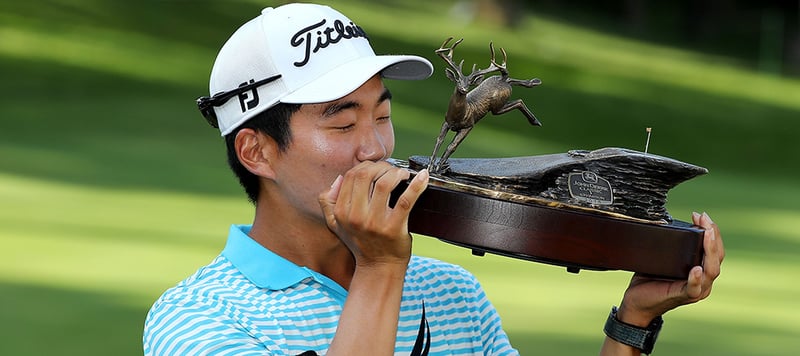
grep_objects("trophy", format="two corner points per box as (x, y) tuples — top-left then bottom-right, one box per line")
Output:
(391, 37), (707, 279)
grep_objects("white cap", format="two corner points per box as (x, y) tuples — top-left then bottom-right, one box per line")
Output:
(205, 3), (434, 135)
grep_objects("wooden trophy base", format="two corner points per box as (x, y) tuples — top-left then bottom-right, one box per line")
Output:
(396, 180), (704, 280)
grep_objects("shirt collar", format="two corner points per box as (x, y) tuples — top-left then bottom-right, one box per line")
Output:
(221, 224), (317, 291)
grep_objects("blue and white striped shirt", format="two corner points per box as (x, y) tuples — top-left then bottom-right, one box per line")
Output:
(143, 225), (518, 355)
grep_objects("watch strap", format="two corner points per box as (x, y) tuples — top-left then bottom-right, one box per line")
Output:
(603, 306), (663, 354)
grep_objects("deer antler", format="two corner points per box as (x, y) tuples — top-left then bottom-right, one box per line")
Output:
(488, 42), (508, 74)
(435, 37), (463, 59)
(462, 42), (508, 86)
(436, 37), (465, 79)
(438, 37), (508, 89)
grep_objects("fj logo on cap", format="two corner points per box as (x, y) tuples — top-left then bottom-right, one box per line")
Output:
(290, 18), (368, 67)
(237, 79), (260, 112)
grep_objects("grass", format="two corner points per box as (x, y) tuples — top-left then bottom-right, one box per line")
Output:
(1, 0), (799, 354)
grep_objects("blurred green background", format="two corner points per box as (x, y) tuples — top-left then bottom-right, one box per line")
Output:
(1, 0), (799, 355)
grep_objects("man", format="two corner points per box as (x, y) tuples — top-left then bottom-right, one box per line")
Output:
(144, 3), (724, 355)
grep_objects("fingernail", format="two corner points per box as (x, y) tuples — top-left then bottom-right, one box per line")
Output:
(692, 211), (701, 220)
(416, 169), (429, 182)
(330, 175), (343, 188)
(702, 212), (714, 224)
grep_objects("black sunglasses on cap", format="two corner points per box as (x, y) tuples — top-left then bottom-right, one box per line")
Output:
(196, 74), (282, 129)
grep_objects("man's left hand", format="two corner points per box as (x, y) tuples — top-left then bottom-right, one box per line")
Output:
(616, 212), (725, 326)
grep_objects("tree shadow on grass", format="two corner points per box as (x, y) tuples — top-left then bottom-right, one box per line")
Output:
(0, 55), (238, 197)
(0, 0), (263, 50)
(0, 281), (150, 356)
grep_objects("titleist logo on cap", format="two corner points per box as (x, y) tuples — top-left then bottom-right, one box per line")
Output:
(290, 18), (368, 67)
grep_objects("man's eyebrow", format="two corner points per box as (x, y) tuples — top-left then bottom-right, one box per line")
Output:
(379, 87), (392, 103)
(322, 100), (359, 118)
(321, 87), (392, 118)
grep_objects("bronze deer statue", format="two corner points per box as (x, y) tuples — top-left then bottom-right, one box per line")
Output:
(427, 37), (542, 173)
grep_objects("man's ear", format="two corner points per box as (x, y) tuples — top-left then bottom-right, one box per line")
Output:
(234, 128), (278, 180)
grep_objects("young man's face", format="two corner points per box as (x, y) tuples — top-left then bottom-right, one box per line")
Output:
(269, 75), (396, 222)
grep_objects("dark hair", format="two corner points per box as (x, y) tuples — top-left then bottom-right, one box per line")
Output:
(224, 103), (302, 203)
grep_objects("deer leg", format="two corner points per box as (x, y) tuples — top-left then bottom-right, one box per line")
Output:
(494, 99), (542, 126)
(428, 121), (451, 171)
(435, 126), (473, 172)
(507, 77), (542, 88)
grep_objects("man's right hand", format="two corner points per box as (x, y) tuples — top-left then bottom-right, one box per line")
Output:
(318, 161), (429, 268)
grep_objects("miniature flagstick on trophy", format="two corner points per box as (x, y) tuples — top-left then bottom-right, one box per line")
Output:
(392, 37), (709, 279)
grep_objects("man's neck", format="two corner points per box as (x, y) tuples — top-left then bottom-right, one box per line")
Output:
(248, 201), (356, 290)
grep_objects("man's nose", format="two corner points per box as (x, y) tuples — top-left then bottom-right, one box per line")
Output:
(357, 125), (388, 162)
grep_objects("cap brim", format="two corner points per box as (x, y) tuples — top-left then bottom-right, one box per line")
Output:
(281, 55), (433, 104)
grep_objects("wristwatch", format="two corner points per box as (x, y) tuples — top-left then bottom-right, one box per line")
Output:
(603, 306), (663, 354)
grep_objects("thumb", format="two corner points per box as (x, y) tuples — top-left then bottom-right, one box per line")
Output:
(318, 175), (343, 231)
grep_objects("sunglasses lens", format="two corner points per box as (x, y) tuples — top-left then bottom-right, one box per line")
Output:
(197, 98), (220, 128)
